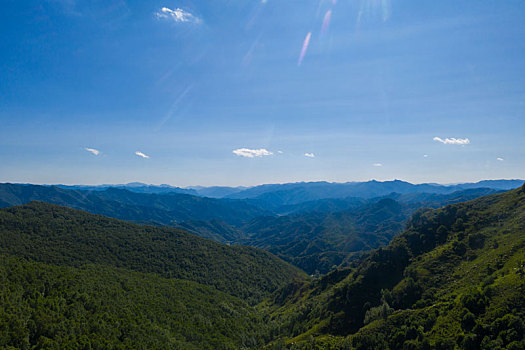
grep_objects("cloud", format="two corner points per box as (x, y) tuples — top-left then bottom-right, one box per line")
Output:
(277, 150), (284, 154)
(433, 137), (470, 145)
(84, 148), (100, 156)
(304, 153), (315, 158)
(373, 163), (383, 167)
(423, 154), (429, 158)
(497, 157), (504, 161)
(135, 151), (150, 159)
(155, 7), (201, 23)
(233, 148), (273, 158)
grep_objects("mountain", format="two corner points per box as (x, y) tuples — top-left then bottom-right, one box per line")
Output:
(0, 183), (507, 276)
(224, 179), (523, 207)
(190, 186), (248, 198)
(240, 198), (414, 275)
(237, 189), (502, 275)
(1, 184), (524, 348)
(173, 219), (246, 243)
(377, 187), (503, 206)
(265, 183), (525, 348)
(54, 182), (199, 195)
(0, 183), (270, 227)
(272, 188), (501, 215)
(454, 179), (525, 191)
(0, 202), (304, 304)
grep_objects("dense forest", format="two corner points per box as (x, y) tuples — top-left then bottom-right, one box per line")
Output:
(0, 202), (304, 304)
(0, 183), (524, 348)
(0, 256), (268, 349)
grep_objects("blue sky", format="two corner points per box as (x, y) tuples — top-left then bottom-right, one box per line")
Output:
(1, 0), (524, 186)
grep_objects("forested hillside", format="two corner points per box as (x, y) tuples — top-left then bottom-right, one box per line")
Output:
(265, 183), (525, 349)
(0, 202), (304, 304)
(241, 198), (412, 275)
(0, 255), (268, 349)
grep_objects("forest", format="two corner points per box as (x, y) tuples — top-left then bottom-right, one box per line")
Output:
(0, 183), (524, 348)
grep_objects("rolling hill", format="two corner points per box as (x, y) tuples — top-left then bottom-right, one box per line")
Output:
(0, 201), (304, 304)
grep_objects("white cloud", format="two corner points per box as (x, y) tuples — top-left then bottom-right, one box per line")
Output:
(85, 148), (100, 156)
(155, 7), (201, 23)
(277, 150), (283, 154)
(373, 163), (383, 167)
(423, 154), (429, 158)
(433, 137), (470, 145)
(304, 153), (315, 158)
(135, 151), (150, 159)
(233, 148), (273, 158)
(497, 157), (504, 161)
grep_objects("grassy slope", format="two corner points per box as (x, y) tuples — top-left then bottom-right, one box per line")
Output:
(265, 184), (525, 349)
(0, 202), (305, 304)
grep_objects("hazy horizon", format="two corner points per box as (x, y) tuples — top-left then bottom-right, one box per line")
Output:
(3, 177), (524, 189)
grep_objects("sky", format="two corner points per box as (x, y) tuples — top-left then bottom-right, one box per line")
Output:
(1, 0), (524, 186)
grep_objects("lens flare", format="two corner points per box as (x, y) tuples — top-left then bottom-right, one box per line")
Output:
(297, 32), (312, 66)
(321, 10), (332, 35)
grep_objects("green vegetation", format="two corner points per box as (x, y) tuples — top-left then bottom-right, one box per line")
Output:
(0, 202), (304, 304)
(241, 199), (413, 275)
(0, 255), (267, 349)
(1, 183), (524, 348)
(265, 183), (525, 349)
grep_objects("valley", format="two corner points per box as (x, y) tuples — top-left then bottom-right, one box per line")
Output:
(0, 180), (524, 348)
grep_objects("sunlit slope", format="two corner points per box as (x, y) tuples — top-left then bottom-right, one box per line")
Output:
(0, 202), (305, 304)
(267, 184), (525, 348)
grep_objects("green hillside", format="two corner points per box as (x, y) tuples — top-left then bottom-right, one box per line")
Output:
(0, 202), (304, 304)
(265, 183), (525, 349)
(0, 255), (266, 349)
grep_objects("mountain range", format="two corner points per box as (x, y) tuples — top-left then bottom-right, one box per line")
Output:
(0, 185), (525, 349)
(0, 182), (524, 348)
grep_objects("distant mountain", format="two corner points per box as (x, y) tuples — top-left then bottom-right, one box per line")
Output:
(239, 198), (414, 274)
(190, 186), (248, 198)
(233, 188), (504, 274)
(377, 187), (503, 205)
(0, 183), (270, 227)
(0, 201), (304, 304)
(224, 179), (523, 207)
(54, 182), (198, 195)
(454, 179), (525, 190)
(269, 188), (502, 215)
(266, 184), (525, 348)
